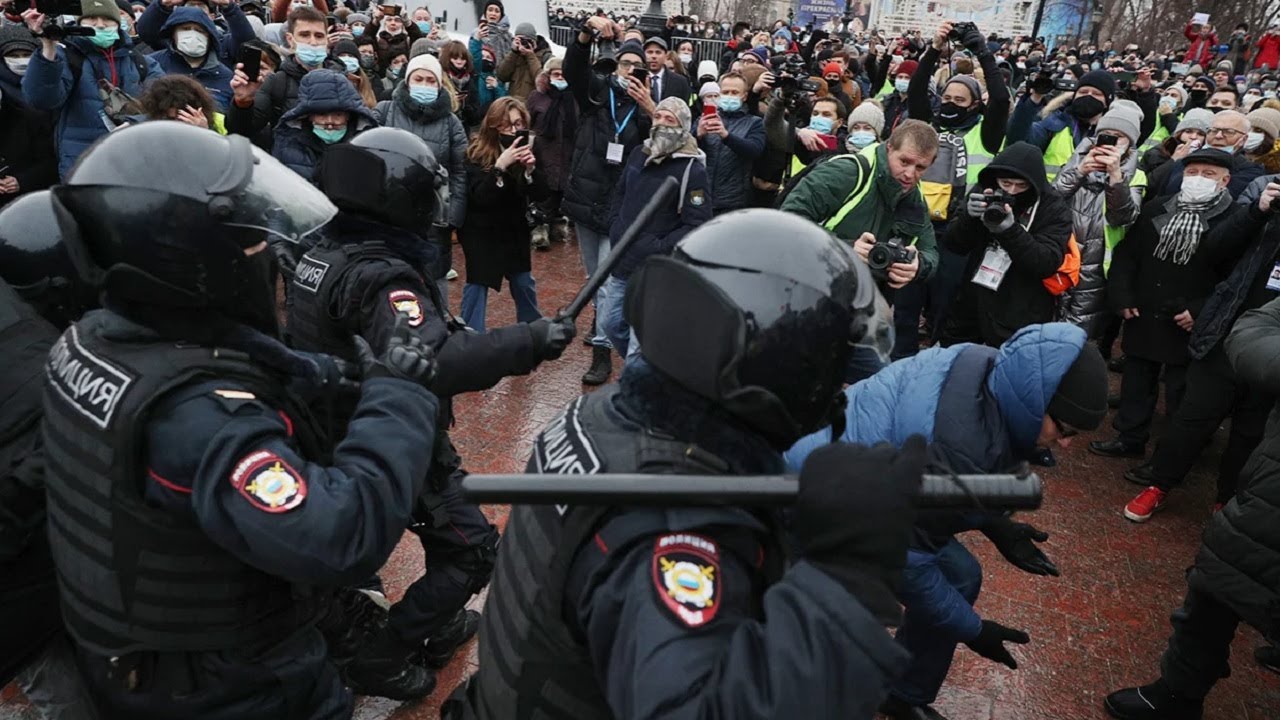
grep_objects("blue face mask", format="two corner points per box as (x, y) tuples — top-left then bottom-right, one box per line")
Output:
(716, 95), (742, 112)
(808, 115), (834, 134)
(295, 43), (328, 67)
(351, 24), (364, 36)
(120, 17), (130, 33)
(550, 78), (568, 90)
(312, 125), (346, 144)
(89, 26), (120, 48)
(416, 20), (431, 33)
(849, 129), (877, 149)
(389, 65), (403, 77)
(894, 77), (910, 93)
(340, 56), (359, 73)
(409, 85), (438, 104)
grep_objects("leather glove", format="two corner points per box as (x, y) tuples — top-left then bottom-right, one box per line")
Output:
(962, 29), (987, 55)
(793, 435), (927, 621)
(352, 314), (437, 387)
(529, 316), (577, 361)
(966, 192), (989, 218)
(964, 619), (1030, 669)
(981, 516), (1060, 576)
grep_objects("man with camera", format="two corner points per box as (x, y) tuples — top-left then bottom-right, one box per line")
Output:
(496, 22), (541, 100)
(937, 141), (1073, 349)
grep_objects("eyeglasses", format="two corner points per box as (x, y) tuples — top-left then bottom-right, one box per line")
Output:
(739, 56), (760, 64)
(1051, 417), (1079, 439)
(617, 59), (640, 69)
(1207, 127), (1246, 138)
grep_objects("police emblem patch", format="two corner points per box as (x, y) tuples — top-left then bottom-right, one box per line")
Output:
(688, 189), (705, 207)
(387, 289), (425, 327)
(230, 450), (307, 513)
(652, 533), (721, 628)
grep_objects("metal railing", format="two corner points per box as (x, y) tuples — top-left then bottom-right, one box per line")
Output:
(547, 24), (728, 70)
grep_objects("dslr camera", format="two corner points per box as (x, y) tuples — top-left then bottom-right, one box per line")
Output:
(947, 21), (979, 43)
(983, 189), (1015, 224)
(13, 0), (96, 37)
(867, 235), (915, 273)
(771, 54), (820, 94)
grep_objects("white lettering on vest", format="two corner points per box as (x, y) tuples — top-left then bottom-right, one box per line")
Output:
(46, 326), (136, 429)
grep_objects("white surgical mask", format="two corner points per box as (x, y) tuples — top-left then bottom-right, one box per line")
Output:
(678, 52), (692, 64)
(1244, 131), (1266, 152)
(4, 56), (31, 76)
(1180, 175), (1221, 203)
(174, 29), (209, 58)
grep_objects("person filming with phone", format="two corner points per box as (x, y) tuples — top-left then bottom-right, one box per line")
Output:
(695, 70), (763, 215)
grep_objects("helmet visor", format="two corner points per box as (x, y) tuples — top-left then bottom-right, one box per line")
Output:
(222, 147), (338, 243)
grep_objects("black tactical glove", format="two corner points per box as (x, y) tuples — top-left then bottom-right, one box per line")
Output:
(529, 316), (577, 361)
(962, 28), (988, 55)
(964, 619), (1030, 669)
(981, 516), (1060, 576)
(289, 351), (363, 404)
(352, 314), (437, 387)
(793, 435), (927, 622)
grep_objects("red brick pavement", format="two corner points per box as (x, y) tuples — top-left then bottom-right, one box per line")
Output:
(6, 238), (1280, 720)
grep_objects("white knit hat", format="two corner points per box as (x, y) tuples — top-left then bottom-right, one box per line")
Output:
(699, 81), (720, 98)
(406, 51), (442, 80)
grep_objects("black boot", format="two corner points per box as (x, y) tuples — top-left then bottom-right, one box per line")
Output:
(419, 609), (481, 669)
(344, 626), (437, 701)
(879, 695), (950, 720)
(1104, 679), (1203, 719)
(316, 587), (389, 668)
(582, 345), (612, 386)
(1257, 645), (1280, 674)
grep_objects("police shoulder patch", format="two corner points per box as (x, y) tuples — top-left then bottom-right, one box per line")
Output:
(230, 450), (307, 513)
(652, 533), (721, 629)
(387, 289), (425, 327)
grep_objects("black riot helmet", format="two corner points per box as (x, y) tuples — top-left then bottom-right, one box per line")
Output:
(51, 121), (337, 338)
(0, 190), (99, 328)
(317, 127), (447, 233)
(624, 210), (891, 449)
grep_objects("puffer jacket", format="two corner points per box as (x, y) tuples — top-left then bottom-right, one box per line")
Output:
(786, 322), (1091, 637)
(21, 36), (162, 178)
(374, 82), (468, 228)
(135, 0), (254, 68)
(1052, 137), (1143, 337)
(1196, 297), (1280, 638)
(272, 70), (377, 181)
(148, 7), (235, 110)
(694, 107), (764, 212)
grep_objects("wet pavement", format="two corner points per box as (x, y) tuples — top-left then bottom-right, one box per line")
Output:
(5, 237), (1280, 720)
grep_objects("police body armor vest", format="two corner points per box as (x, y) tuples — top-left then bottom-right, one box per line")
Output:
(469, 387), (785, 720)
(42, 311), (323, 656)
(0, 280), (59, 562)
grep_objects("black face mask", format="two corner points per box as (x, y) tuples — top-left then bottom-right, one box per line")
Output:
(481, 58), (495, 72)
(1188, 88), (1208, 105)
(935, 101), (977, 127)
(1068, 95), (1106, 120)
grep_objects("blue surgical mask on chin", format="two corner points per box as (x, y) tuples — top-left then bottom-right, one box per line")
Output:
(716, 95), (742, 112)
(550, 78), (568, 90)
(808, 115), (834, 134)
(1217, 143), (1237, 155)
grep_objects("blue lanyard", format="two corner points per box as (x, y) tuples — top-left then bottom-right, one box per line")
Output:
(609, 87), (637, 141)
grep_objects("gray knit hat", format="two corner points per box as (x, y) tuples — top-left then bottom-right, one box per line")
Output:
(847, 101), (885, 135)
(1095, 99), (1144, 144)
(656, 96), (691, 130)
(1175, 108), (1214, 136)
(514, 22), (537, 40)
(1247, 107), (1280, 140)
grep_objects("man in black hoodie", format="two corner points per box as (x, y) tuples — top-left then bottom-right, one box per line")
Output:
(939, 141), (1074, 348)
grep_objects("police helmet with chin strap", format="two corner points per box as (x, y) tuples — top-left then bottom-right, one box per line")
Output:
(0, 190), (99, 329)
(624, 209), (891, 449)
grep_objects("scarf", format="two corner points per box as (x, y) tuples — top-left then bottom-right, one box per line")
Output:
(643, 126), (697, 165)
(1153, 192), (1227, 265)
(393, 79), (452, 123)
(536, 89), (573, 141)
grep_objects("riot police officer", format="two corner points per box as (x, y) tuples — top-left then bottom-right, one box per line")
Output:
(452, 210), (927, 719)
(41, 122), (442, 720)
(289, 127), (576, 699)
(0, 191), (100, 719)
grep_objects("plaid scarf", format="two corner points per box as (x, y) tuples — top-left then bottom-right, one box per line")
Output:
(1153, 192), (1226, 265)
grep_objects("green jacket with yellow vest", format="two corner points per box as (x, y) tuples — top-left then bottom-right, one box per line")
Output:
(779, 142), (938, 281)
(1006, 89), (1158, 181)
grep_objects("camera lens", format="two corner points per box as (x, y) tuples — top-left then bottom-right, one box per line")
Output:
(866, 244), (891, 270)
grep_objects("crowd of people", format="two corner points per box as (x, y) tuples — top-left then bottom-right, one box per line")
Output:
(1, 0), (1280, 719)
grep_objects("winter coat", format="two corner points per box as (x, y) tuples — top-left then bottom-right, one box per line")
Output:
(1255, 33), (1280, 70)
(479, 17), (513, 67)
(527, 86), (577, 192)
(1108, 193), (1243, 365)
(271, 70), (378, 181)
(1149, 152), (1265, 201)
(1187, 202), (1280, 359)
(148, 8), (235, 110)
(694, 108), (764, 212)
(1007, 91), (1159, 154)
(560, 38), (652, 234)
(227, 56), (347, 147)
(786, 322), (1092, 639)
(609, 140), (712, 280)
(373, 83), (467, 228)
(0, 67), (57, 209)
(941, 143), (1074, 347)
(458, 160), (549, 289)
(1197, 295), (1280, 638)
(21, 36), (163, 178)
(1052, 138), (1144, 336)
(372, 27), (421, 70)
(495, 45), (541, 100)
(1238, 173), (1280, 209)
(467, 38), (508, 124)
(1183, 24), (1220, 67)
(136, 0), (254, 69)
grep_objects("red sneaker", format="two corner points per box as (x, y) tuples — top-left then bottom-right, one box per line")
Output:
(1124, 487), (1167, 523)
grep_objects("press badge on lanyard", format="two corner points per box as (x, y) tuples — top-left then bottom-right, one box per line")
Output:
(1266, 262), (1280, 293)
(972, 245), (1013, 291)
(608, 87), (636, 165)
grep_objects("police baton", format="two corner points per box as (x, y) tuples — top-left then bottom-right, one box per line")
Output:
(553, 177), (681, 324)
(461, 471), (1043, 511)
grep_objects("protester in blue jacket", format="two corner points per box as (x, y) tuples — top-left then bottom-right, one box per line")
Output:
(20, 0), (162, 177)
(695, 71), (764, 213)
(272, 69), (377, 180)
(147, 7), (234, 109)
(135, 0), (255, 69)
(786, 322), (1109, 720)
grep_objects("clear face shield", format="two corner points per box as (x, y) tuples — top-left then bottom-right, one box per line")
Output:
(216, 143), (338, 244)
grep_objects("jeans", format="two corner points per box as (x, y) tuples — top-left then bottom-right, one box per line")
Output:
(599, 275), (640, 361)
(891, 539), (983, 706)
(459, 273), (540, 332)
(575, 224), (612, 348)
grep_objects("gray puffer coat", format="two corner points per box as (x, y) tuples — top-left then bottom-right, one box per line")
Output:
(375, 83), (468, 228)
(1052, 137), (1144, 337)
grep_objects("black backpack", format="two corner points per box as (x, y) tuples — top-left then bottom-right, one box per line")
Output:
(773, 151), (870, 209)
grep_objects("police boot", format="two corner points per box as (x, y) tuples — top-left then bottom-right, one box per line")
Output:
(531, 225), (551, 251)
(419, 609), (482, 669)
(317, 588), (390, 668)
(1104, 680), (1204, 720)
(581, 345), (612, 386)
(344, 626), (437, 701)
